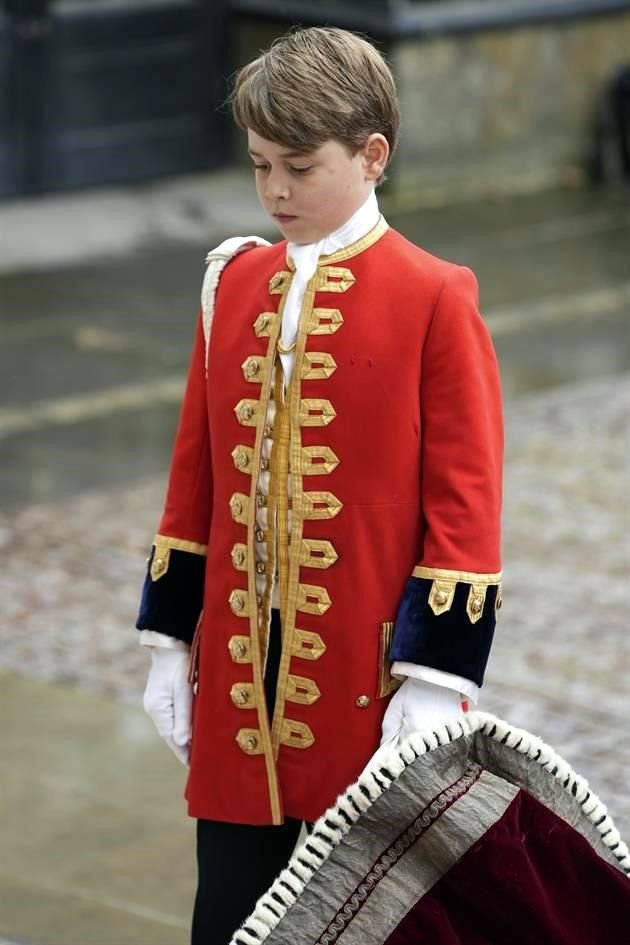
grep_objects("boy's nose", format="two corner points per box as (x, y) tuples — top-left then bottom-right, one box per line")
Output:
(265, 174), (290, 201)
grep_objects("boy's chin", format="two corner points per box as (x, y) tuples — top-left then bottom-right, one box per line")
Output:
(272, 218), (322, 244)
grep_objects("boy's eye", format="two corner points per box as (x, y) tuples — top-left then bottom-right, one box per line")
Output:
(289, 165), (313, 175)
(253, 164), (269, 172)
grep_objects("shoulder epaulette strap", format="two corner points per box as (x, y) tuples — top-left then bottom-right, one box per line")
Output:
(201, 235), (271, 373)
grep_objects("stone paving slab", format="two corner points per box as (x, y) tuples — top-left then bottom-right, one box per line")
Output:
(1, 671), (193, 945)
(1, 374), (629, 846)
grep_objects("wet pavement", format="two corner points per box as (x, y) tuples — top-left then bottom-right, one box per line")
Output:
(2, 185), (629, 509)
(1, 176), (629, 943)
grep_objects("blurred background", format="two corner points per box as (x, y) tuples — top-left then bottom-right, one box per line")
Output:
(1, 1), (629, 943)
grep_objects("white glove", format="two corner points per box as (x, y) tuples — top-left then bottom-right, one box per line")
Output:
(380, 677), (462, 750)
(143, 648), (193, 766)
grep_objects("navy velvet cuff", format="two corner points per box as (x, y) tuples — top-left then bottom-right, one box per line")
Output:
(389, 576), (497, 687)
(135, 546), (205, 645)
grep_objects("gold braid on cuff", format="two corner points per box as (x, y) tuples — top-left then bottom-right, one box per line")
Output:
(411, 566), (503, 623)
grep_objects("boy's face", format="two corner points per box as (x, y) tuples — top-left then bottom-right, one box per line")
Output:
(247, 130), (386, 244)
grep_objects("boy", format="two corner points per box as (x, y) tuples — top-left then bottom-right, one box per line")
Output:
(137, 26), (503, 945)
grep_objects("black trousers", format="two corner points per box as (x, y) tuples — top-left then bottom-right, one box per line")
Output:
(191, 609), (307, 945)
(191, 815), (303, 944)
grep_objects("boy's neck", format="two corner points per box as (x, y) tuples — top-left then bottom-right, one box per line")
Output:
(290, 189), (379, 252)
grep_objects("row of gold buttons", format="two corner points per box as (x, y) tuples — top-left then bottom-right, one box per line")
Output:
(228, 304), (283, 758)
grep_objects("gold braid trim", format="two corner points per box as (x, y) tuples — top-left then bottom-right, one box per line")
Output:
(270, 269), (319, 759)
(286, 215), (388, 269)
(412, 566), (502, 584)
(243, 275), (290, 826)
(150, 533), (208, 581)
(411, 566), (503, 623)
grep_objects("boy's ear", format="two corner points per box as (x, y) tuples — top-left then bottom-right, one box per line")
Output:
(361, 133), (390, 181)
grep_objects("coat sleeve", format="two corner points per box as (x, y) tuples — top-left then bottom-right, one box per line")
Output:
(135, 311), (211, 645)
(389, 266), (503, 687)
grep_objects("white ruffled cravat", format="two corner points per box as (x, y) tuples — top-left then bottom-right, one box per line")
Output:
(278, 190), (380, 385)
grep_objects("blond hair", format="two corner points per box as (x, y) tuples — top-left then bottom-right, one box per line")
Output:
(231, 27), (400, 182)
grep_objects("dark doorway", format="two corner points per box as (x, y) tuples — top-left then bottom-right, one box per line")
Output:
(0, 0), (228, 197)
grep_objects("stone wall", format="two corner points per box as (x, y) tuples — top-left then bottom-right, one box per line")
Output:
(391, 12), (630, 203)
(232, 11), (630, 205)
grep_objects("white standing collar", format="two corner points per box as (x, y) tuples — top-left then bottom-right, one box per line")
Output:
(287, 190), (380, 278)
(318, 189), (380, 256)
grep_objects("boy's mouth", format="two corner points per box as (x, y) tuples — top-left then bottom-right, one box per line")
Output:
(273, 213), (298, 224)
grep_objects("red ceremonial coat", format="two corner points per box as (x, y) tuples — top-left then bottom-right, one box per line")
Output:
(137, 218), (503, 825)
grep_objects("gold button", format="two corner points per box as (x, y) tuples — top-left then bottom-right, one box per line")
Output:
(231, 594), (244, 612)
(434, 591), (448, 606)
(235, 450), (249, 468)
(263, 424), (273, 438)
(237, 729), (260, 753)
(260, 457), (269, 471)
(258, 315), (268, 330)
(269, 274), (283, 290)
(471, 596), (483, 615)
(152, 557), (165, 575)
(232, 548), (245, 567)
(240, 403), (254, 421)
(229, 639), (247, 659)
(257, 493), (267, 508)
(356, 695), (370, 709)
(231, 686), (250, 706)
(231, 497), (242, 516)
(255, 528), (265, 543)
(256, 561), (266, 575)
(246, 359), (260, 378)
